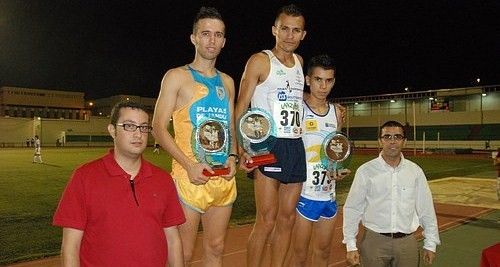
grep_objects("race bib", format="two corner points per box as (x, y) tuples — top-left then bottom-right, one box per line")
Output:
(273, 101), (302, 138)
(305, 164), (333, 193)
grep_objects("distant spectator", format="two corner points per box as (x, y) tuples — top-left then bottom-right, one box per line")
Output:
(153, 142), (160, 154)
(30, 137), (35, 147)
(32, 135), (43, 163)
(26, 138), (30, 147)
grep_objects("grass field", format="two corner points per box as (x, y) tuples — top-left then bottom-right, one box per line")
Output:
(0, 147), (494, 265)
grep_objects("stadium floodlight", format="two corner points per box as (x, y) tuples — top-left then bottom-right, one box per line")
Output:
(404, 87), (409, 92)
(390, 99), (396, 103)
(429, 97), (434, 100)
(482, 93), (486, 97)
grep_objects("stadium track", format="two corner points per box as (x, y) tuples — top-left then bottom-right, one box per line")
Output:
(8, 183), (497, 267)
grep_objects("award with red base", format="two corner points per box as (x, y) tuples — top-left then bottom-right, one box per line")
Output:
(202, 166), (230, 177)
(238, 108), (277, 168)
(245, 153), (277, 168)
(194, 119), (230, 177)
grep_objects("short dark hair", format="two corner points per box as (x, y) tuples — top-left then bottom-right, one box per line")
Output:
(275, 4), (304, 23)
(307, 54), (336, 76)
(305, 54), (336, 100)
(193, 6), (224, 34)
(110, 101), (149, 125)
(380, 120), (406, 138)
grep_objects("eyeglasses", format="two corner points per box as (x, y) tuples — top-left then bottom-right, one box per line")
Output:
(380, 134), (405, 141)
(116, 123), (152, 133)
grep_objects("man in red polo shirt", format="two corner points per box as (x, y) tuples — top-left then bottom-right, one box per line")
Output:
(53, 101), (185, 267)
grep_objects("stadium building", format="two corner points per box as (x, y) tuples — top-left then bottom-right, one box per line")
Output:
(338, 85), (499, 150)
(0, 85), (498, 150)
(0, 87), (156, 147)
(0, 86), (88, 119)
(88, 94), (156, 117)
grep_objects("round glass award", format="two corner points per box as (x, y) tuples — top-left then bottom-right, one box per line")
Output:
(238, 108), (277, 168)
(194, 118), (230, 176)
(320, 132), (352, 174)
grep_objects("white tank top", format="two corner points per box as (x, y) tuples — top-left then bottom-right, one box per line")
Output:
(301, 102), (339, 201)
(251, 50), (304, 139)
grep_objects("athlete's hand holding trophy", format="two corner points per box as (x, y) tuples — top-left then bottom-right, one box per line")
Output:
(320, 131), (352, 180)
(194, 118), (231, 177)
(238, 108), (278, 168)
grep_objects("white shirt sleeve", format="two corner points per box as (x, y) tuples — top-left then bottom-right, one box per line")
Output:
(342, 167), (368, 251)
(415, 168), (441, 252)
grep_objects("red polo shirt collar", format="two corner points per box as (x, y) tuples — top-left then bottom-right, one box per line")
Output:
(102, 149), (153, 180)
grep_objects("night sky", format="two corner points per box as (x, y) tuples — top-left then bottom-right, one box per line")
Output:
(0, 0), (498, 99)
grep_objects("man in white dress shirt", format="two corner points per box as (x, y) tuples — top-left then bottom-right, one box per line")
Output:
(343, 120), (440, 266)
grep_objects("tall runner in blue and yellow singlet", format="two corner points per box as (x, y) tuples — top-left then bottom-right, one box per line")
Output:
(288, 55), (351, 267)
(152, 7), (237, 267)
(235, 4), (307, 267)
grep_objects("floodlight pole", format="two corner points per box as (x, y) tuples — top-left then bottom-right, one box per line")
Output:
(480, 93), (484, 126)
(89, 118), (92, 146)
(377, 103), (381, 152)
(422, 131), (426, 153)
(412, 101), (416, 156)
(40, 118), (43, 145)
(404, 99), (408, 125)
(346, 105), (350, 137)
(437, 132), (440, 149)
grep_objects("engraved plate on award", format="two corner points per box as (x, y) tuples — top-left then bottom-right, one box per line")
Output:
(194, 119), (230, 177)
(238, 108), (277, 168)
(320, 132), (352, 176)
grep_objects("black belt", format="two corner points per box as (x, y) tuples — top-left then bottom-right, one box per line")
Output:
(379, 232), (412, 238)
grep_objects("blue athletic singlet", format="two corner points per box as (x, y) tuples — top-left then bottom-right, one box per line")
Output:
(171, 66), (236, 212)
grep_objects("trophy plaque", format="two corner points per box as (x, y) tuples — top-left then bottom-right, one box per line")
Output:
(194, 119), (230, 177)
(238, 108), (277, 168)
(320, 132), (352, 177)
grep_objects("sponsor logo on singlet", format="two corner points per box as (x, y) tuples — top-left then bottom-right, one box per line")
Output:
(277, 91), (287, 101)
(195, 106), (228, 121)
(216, 86), (225, 100)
